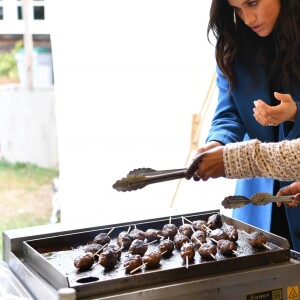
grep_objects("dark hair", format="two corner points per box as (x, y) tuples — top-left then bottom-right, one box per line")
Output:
(208, 0), (300, 92)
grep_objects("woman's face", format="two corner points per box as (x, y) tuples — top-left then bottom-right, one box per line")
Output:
(227, 0), (281, 37)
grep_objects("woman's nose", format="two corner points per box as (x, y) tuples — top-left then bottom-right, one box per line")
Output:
(243, 11), (256, 26)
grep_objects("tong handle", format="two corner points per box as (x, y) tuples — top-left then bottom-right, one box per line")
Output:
(263, 195), (294, 202)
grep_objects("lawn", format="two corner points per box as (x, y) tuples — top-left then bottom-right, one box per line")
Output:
(0, 160), (59, 258)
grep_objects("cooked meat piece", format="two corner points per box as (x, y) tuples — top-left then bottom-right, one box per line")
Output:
(84, 243), (103, 256)
(129, 228), (146, 241)
(191, 230), (207, 247)
(129, 239), (148, 256)
(198, 243), (217, 260)
(217, 239), (237, 256)
(93, 232), (111, 245)
(143, 250), (162, 268)
(248, 231), (267, 249)
(145, 229), (163, 242)
(178, 224), (193, 238)
(123, 254), (143, 273)
(192, 220), (208, 232)
(103, 244), (122, 259)
(162, 224), (178, 240)
(207, 214), (222, 229)
(209, 228), (228, 242)
(74, 252), (94, 271)
(98, 248), (118, 270)
(158, 239), (175, 257)
(174, 233), (190, 250)
(223, 224), (238, 242)
(117, 231), (132, 250)
(180, 242), (195, 262)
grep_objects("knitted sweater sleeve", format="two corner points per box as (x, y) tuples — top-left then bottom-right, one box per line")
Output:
(223, 139), (300, 181)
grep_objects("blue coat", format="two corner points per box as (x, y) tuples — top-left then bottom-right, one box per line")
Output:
(207, 64), (300, 250)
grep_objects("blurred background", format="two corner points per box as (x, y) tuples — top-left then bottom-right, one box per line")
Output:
(0, 0), (236, 256)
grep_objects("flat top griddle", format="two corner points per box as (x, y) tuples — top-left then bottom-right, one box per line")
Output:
(22, 211), (290, 299)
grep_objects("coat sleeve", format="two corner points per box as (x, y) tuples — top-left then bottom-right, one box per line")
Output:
(206, 66), (247, 145)
(282, 102), (300, 140)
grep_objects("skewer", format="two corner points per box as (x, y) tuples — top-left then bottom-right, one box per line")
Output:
(242, 230), (270, 250)
(107, 227), (115, 236)
(147, 239), (158, 245)
(186, 255), (189, 269)
(130, 262), (148, 274)
(190, 224), (195, 233)
(203, 225), (212, 232)
(262, 243), (272, 250)
(182, 216), (192, 224)
(93, 243), (109, 257)
(242, 230), (251, 237)
(223, 223), (237, 240)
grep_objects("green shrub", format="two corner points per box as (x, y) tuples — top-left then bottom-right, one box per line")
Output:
(0, 40), (23, 80)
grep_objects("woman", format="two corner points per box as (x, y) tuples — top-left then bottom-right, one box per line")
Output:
(189, 0), (300, 250)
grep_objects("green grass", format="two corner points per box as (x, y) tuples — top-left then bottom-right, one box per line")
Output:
(0, 160), (58, 190)
(0, 160), (59, 258)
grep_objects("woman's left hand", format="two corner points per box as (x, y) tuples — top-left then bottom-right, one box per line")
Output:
(253, 92), (297, 126)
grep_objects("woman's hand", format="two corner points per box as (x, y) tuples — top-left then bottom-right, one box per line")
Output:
(253, 92), (297, 126)
(194, 141), (222, 155)
(185, 145), (225, 181)
(276, 182), (300, 207)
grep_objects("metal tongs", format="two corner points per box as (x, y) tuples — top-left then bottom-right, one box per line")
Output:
(222, 192), (300, 209)
(112, 167), (187, 192)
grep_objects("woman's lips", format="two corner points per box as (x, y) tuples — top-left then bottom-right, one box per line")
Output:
(251, 24), (262, 33)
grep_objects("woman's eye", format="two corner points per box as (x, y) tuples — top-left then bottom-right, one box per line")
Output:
(248, 1), (257, 7)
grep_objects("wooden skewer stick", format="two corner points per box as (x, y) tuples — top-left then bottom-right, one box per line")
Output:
(147, 239), (158, 245)
(223, 223), (236, 240)
(210, 252), (216, 260)
(262, 243), (272, 250)
(182, 216), (192, 224)
(169, 216), (172, 224)
(107, 227), (115, 236)
(127, 226), (131, 233)
(203, 225), (212, 232)
(130, 262), (148, 274)
(93, 243), (108, 257)
(232, 250), (239, 256)
(190, 224), (195, 233)
(242, 230), (270, 249)
(186, 255), (189, 269)
(195, 236), (216, 260)
(242, 230), (251, 237)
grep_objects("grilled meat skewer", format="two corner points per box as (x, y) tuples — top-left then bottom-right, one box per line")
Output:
(162, 224), (178, 240)
(217, 239), (238, 256)
(159, 239), (175, 257)
(129, 239), (148, 256)
(123, 254), (143, 273)
(74, 252), (94, 271)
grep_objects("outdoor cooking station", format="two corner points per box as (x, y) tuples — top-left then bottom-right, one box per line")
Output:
(2, 209), (300, 300)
